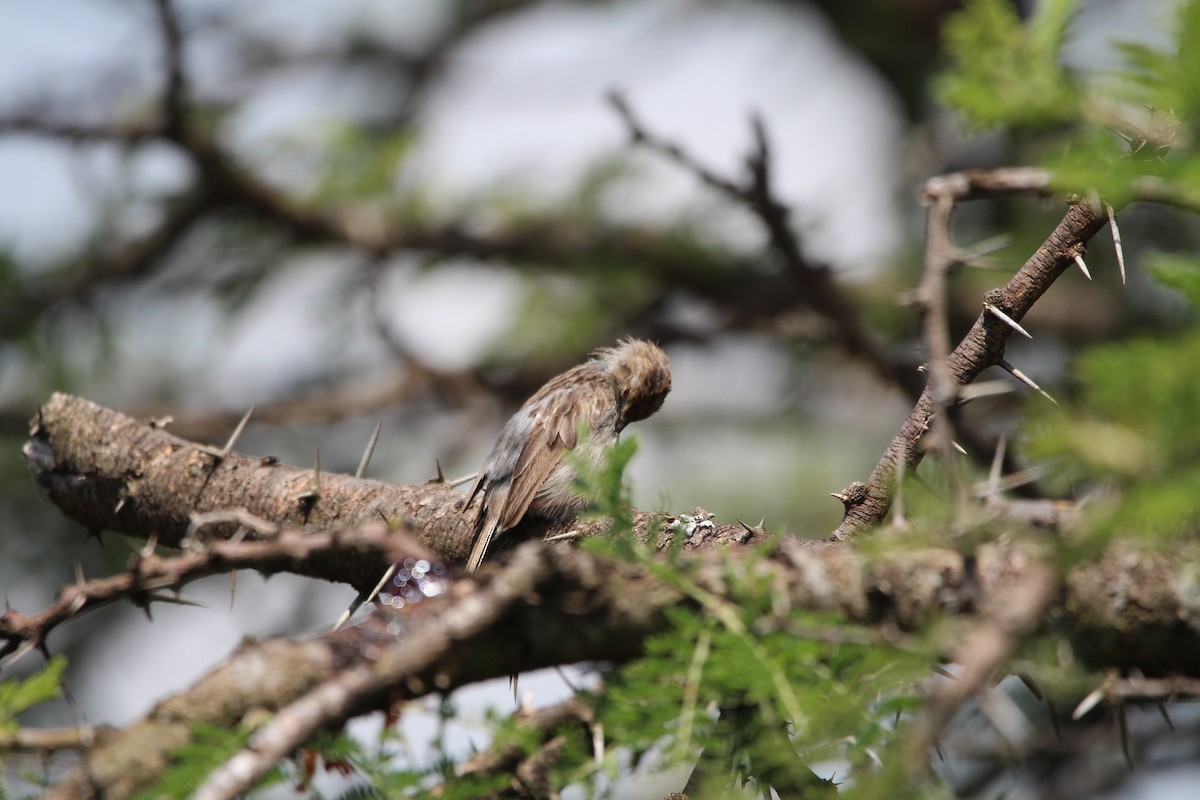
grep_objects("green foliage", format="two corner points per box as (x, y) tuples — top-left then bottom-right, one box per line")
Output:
(558, 430), (944, 797)
(298, 729), (427, 799)
(0, 656), (66, 734)
(1145, 251), (1200, 310)
(132, 723), (252, 800)
(306, 123), (417, 207)
(1023, 321), (1200, 547)
(595, 598), (929, 797)
(938, 0), (1200, 208)
(570, 434), (641, 542)
(936, 0), (1081, 130)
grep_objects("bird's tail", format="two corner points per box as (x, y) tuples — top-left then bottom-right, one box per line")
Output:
(466, 506), (500, 572)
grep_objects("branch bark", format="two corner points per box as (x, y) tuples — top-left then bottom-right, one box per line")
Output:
(21, 393), (767, 592)
(29, 533), (1200, 800)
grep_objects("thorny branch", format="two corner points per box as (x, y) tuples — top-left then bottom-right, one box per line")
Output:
(26, 533), (1200, 800)
(831, 173), (1109, 540)
(0, 522), (433, 665)
(3, 392), (764, 659)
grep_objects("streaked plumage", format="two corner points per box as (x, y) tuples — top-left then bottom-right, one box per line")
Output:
(465, 339), (671, 571)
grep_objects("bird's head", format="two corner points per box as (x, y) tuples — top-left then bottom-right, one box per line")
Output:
(593, 339), (671, 428)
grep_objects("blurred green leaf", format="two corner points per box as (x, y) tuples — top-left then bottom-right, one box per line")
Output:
(0, 656), (66, 734)
(1146, 252), (1200, 309)
(936, 0), (1081, 130)
(131, 723), (249, 800)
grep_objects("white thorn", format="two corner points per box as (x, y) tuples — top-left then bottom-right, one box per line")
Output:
(449, 471), (479, 488)
(1073, 252), (1092, 280)
(1107, 204), (1126, 285)
(988, 433), (1008, 495)
(999, 359), (1058, 405)
(333, 563), (398, 631)
(984, 303), (1033, 339)
(952, 440), (969, 456)
(1073, 687), (1106, 720)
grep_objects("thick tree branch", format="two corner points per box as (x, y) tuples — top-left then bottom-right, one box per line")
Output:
(21, 393), (766, 590)
(30, 535), (1200, 799)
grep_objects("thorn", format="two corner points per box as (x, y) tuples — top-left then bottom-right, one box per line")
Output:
(957, 380), (1017, 406)
(592, 720), (606, 767)
(988, 434), (1008, 496)
(140, 530), (159, 558)
(554, 665), (580, 693)
(143, 592), (205, 609)
(1072, 687), (1105, 720)
(907, 469), (942, 499)
(1016, 671), (1043, 700)
(958, 233), (1012, 264)
(448, 471), (479, 488)
(2, 639), (42, 669)
(229, 570), (237, 609)
(221, 405), (256, 458)
(951, 440), (968, 456)
(1107, 204), (1126, 284)
(430, 459), (446, 485)
(984, 303), (1033, 339)
(114, 495), (126, 514)
(999, 359), (1058, 405)
(334, 564), (398, 631)
(356, 422), (383, 479)
(1156, 700), (1174, 731)
(1116, 703), (1133, 769)
(1073, 252), (1092, 280)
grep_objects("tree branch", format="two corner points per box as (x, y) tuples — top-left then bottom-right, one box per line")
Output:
(0, 522), (434, 663)
(21, 393), (766, 590)
(607, 90), (919, 398)
(832, 189), (1108, 540)
(29, 534), (1200, 799)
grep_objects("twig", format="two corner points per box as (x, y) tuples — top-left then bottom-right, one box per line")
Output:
(151, 0), (187, 138)
(607, 90), (917, 398)
(0, 523), (430, 665)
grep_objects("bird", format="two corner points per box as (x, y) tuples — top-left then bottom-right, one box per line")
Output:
(464, 338), (671, 571)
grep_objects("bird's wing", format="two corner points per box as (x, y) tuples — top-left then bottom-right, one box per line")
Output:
(495, 368), (612, 532)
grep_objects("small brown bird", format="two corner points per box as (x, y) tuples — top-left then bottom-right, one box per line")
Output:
(465, 339), (671, 571)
